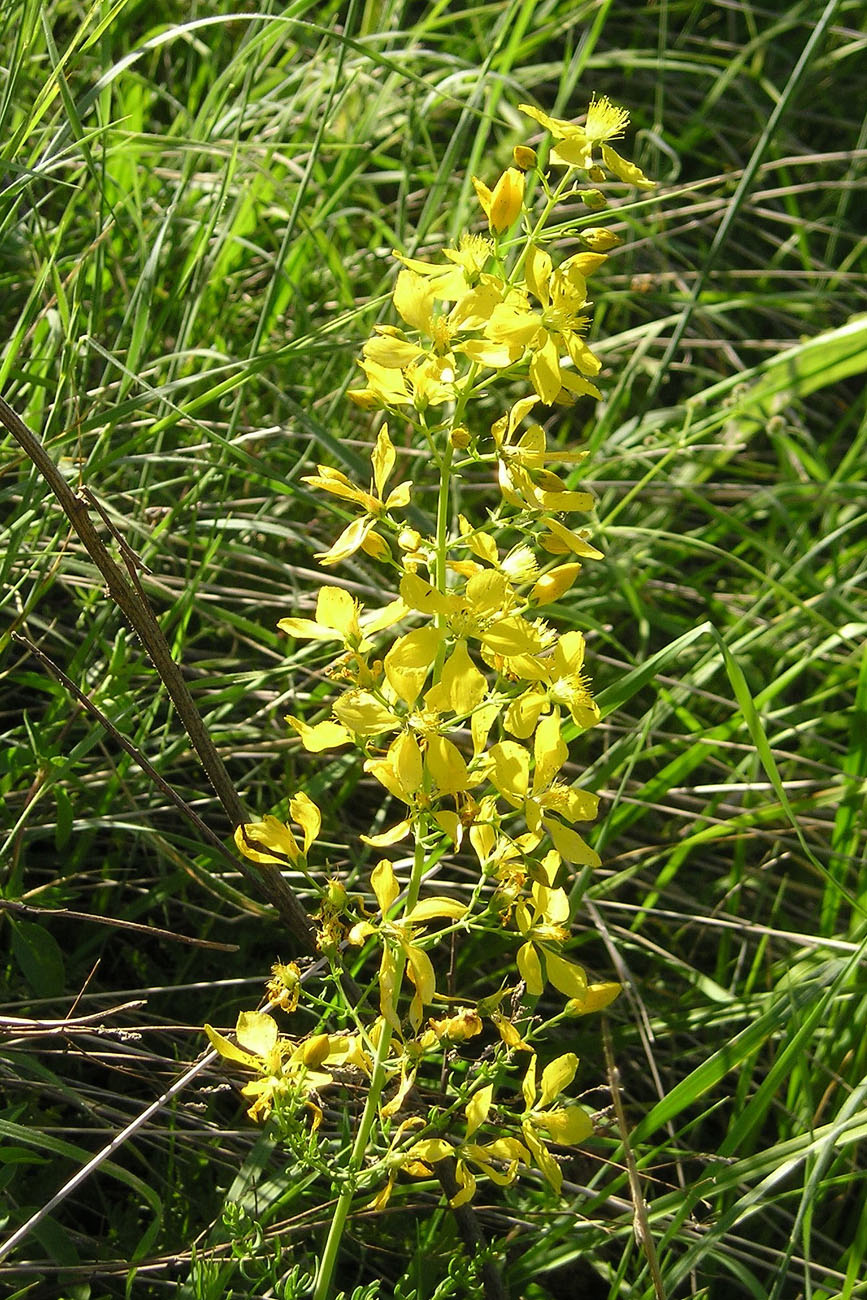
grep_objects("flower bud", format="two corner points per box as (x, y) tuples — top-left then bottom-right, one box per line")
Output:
(579, 226), (622, 251)
(300, 1034), (331, 1067)
(325, 878), (348, 910)
(449, 425), (471, 450)
(397, 526), (422, 551)
(361, 530), (391, 562)
(472, 167), (524, 233)
(578, 188), (607, 211)
(588, 164), (606, 183)
(512, 144), (537, 170)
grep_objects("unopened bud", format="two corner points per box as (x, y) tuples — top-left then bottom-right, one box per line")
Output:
(579, 226), (622, 252)
(449, 425), (471, 450)
(326, 878), (348, 910)
(361, 531), (391, 561)
(588, 165), (606, 183)
(512, 144), (537, 171)
(578, 188), (607, 211)
(396, 529), (421, 554)
(300, 1034), (330, 1067)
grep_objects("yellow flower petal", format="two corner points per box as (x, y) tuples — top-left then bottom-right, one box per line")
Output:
(489, 740), (530, 804)
(425, 733), (470, 794)
(333, 691), (400, 736)
(286, 717), (353, 752)
(601, 142), (654, 189)
(289, 791), (321, 855)
(316, 515), (374, 567)
(543, 817), (601, 867)
(566, 980), (621, 1016)
(405, 896), (466, 924)
(371, 858), (400, 913)
(236, 1010), (280, 1059)
(204, 1022), (260, 1070)
(531, 710), (565, 790)
(384, 626), (443, 705)
(465, 1083), (494, 1139)
(360, 818), (413, 847)
(517, 940), (544, 996)
(428, 639), (488, 715)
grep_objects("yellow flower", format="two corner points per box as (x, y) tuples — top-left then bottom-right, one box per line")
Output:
(204, 1011), (353, 1123)
(405, 1084), (531, 1206)
(348, 859), (466, 1029)
(302, 425), (411, 564)
(520, 1052), (593, 1193)
(266, 961), (302, 1013)
(485, 246), (602, 404)
(420, 1006), (484, 1047)
(486, 717), (600, 867)
(514, 872), (590, 1001)
(519, 94), (651, 186)
(490, 396), (597, 509)
(279, 585), (405, 651)
(504, 629), (601, 738)
(385, 570), (543, 717)
(234, 793), (321, 868)
(579, 227), (622, 252)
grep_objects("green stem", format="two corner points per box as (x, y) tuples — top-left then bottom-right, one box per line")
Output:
(314, 825), (428, 1300)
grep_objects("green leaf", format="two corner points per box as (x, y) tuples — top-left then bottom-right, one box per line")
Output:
(9, 918), (65, 998)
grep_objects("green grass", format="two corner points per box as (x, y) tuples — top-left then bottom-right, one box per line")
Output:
(2, 0), (866, 1297)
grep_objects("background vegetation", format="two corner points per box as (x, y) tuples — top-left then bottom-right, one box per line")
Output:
(1, 1), (865, 1296)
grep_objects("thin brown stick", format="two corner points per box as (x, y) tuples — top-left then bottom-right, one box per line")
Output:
(602, 1019), (666, 1300)
(1, 393), (315, 953)
(0, 897), (238, 953)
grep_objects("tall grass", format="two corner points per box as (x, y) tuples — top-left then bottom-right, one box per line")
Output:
(1, 1), (866, 1296)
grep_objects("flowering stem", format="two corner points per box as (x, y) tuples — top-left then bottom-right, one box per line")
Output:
(314, 824), (428, 1300)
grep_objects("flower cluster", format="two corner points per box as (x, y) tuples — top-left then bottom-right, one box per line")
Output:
(208, 95), (652, 1230)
